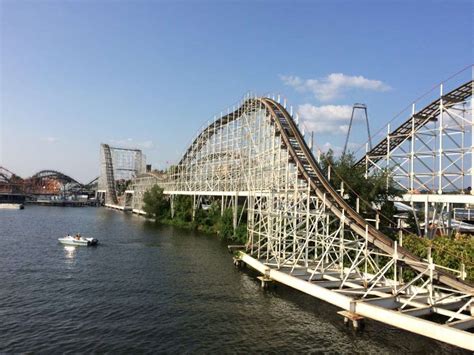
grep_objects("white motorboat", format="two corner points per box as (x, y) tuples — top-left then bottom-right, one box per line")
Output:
(0, 203), (24, 210)
(58, 235), (99, 246)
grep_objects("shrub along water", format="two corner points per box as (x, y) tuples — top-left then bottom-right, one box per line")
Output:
(143, 186), (247, 244)
(142, 185), (170, 221)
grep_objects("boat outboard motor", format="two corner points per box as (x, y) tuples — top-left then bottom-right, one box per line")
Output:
(90, 239), (99, 246)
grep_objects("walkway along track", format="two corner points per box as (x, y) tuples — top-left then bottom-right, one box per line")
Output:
(167, 96), (474, 349)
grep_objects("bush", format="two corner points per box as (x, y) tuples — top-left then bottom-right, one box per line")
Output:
(142, 185), (170, 222)
(217, 208), (235, 240)
(143, 189), (248, 243)
(174, 195), (193, 222)
(403, 233), (474, 281)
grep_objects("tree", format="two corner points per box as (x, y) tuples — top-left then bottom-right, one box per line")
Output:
(217, 208), (235, 240)
(143, 185), (170, 222)
(173, 195), (193, 222)
(319, 150), (401, 236)
(195, 202), (220, 229)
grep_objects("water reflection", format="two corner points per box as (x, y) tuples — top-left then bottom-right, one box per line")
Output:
(64, 245), (76, 261)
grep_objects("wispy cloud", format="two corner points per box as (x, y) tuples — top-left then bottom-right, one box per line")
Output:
(281, 73), (391, 101)
(109, 138), (154, 150)
(40, 137), (59, 144)
(297, 104), (353, 134)
(320, 141), (343, 155)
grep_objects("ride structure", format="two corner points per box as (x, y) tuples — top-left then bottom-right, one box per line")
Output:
(0, 166), (23, 194)
(355, 76), (473, 236)
(98, 144), (146, 206)
(156, 76), (473, 349)
(0, 167), (96, 199)
(25, 170), (84, 195)
(343, 103), (372, 156)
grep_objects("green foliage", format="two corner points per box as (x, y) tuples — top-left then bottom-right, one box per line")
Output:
(217, 208), (235, 240)
(143, 189), (248, 243)
(234, 223), (248, 244)
(403, 233), (474, 281)
(215, 207), (248, 243)
(195, 202), (220, 229)
(142, 185), (170, 221)
(174, 195), (193, 222)
(319, 150), (401, 236)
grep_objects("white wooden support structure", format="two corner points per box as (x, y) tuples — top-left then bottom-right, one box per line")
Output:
(128, 87), (474, 350)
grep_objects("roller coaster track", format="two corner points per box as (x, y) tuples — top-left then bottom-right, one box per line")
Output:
(1, 167), (97, 195)
(176, 97), (472, 294)
(162, 94), (474, 349)
(0, 166), (22, 183)
(264, 98), (472, 292)
(354, 80), (473, 170)
(31, 170), (81, 185)
(101, 144), (118, 205)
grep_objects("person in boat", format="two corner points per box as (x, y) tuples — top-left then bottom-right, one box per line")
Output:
(75, 233), (81, 240)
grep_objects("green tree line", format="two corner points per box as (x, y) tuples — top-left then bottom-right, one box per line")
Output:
(142, 185), (247, 243)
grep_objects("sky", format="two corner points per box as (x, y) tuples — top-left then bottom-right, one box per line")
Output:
(1, 0), (472, 183)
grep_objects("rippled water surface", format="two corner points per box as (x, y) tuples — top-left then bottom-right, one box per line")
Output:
(0, 206), (464, 353)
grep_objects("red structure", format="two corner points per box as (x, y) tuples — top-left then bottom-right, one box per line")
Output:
(0, 167), (96, 197)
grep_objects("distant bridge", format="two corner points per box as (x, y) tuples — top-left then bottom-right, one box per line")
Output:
(103, 72), (473, 349)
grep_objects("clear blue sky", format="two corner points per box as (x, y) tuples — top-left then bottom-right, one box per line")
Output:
(1, 0), (472, 182)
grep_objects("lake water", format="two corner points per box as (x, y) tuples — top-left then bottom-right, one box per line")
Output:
(0, 206), (464, 353)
